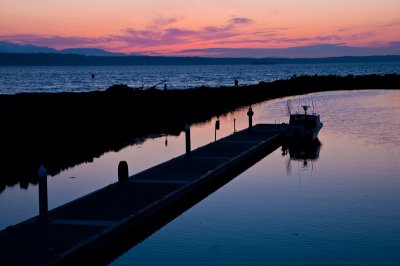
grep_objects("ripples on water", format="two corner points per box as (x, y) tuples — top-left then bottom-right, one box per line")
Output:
(1, 63), (400, 93)
(109, 90), (400, 266)
(0, 86), (399, 264)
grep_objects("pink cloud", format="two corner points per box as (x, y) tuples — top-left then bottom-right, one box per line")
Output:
(0, 15), (398, 57)
(228, 17), (253, 25)
(0, 16), (257, 50)
(113, 16), (255, 48)
(382, 19), (400, 28)
(151, 16), (182, 27)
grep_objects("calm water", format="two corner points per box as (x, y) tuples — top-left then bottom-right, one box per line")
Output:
(109, 90), (400, 266)
(0, 90), (399, 265)
(1, 63), (400, 93)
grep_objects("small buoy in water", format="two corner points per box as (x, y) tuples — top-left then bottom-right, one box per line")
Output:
(91, 73), (96, 90)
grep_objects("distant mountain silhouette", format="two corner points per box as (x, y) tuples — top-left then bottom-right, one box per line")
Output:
(0, 41), (57, 53)
(59, 48), (127, 57)
(182, 44), (400, 58)
(0, 53), (399, 66)
(2, 41), (400, 65)
(0, 53), (254, 66)
(254, 55), (400, 64)
(0, 41), (126, 56)
(2, 41), (400, 61)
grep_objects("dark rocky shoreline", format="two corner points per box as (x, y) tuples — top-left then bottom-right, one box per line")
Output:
(1, 74), (399, 191)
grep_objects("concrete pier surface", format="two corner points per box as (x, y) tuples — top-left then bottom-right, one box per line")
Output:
(0, 124), (285, 266)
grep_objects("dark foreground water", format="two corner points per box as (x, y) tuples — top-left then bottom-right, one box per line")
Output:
(109, 90), (400, 265)
(1, 90), (399, 265)
(1, 62), (400, 93)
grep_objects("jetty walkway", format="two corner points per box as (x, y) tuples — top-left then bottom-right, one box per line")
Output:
(0, 124), (285, 265)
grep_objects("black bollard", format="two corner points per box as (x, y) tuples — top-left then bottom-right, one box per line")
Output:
(215, 118), (220, 141)
(247, 106), (254, 131)
(185, 123), (191, 158)
(118, 161), (129, 182)
(38, 165), (48, 222)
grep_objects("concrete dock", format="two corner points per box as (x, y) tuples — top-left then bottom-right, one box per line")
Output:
(0, 124), (285, 265)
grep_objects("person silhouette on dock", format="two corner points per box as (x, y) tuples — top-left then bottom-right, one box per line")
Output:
(234, 79), (239, 87)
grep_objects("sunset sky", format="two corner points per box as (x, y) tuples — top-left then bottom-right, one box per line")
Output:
(1, 0), (400, 57)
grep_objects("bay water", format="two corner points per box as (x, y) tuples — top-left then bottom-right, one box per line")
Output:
(0, 63), (399, 264)
(1, 62), (400, 94)
(108, 89), (400, 265)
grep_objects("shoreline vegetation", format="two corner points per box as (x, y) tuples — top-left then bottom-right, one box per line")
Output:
(1, 74), (399, 192)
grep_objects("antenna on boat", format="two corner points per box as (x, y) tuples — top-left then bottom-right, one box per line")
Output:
(297, 98), (301, 114)
(312, 101), (315, 114)
(286, 100), (292, 115)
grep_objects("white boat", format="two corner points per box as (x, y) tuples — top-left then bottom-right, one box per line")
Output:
(286, 104), (323, 140)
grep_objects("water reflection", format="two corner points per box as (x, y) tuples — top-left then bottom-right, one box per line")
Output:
(2, 89), (400, 258)
(282, 138), (321, 176)
(0, 105), (253, 230)
(0, 135), (150, 193)
(110, 90), (400, 266)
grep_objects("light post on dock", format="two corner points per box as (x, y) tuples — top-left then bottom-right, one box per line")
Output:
(185, 123), (191, 158)
(247, 106), (254, 131)
(38, 165), (48, 222)
(215, 117), (220, 141)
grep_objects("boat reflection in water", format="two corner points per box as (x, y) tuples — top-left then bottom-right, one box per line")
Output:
(282, 138), (321, 176)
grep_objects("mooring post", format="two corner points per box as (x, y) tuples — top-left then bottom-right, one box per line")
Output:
(38, 165), (48, 222)
(247, 106), (254, 131)
(91, 73), (95, 90)
(185, 123), (191, 158)
(215, 117), (220, 141)
(118, 161), (129, 182)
